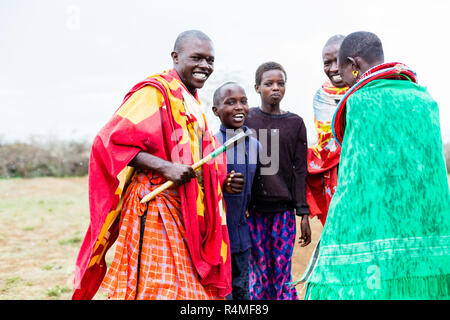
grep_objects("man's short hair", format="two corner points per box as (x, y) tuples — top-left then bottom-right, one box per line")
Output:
(255, 61), (287, 85)
(338, 31), (384, 65)
(173, 30), (212, 52)
(213, 81), (240, 106)
(323, 34), (345, 49)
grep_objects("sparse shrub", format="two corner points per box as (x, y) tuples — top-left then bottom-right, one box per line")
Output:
(46, 285), (71, 298)
(0, 137), (90, 178)
(58, 237), (82, 245)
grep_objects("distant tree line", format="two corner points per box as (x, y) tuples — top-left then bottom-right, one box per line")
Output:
(0, 138), (449, 178)
(0, 137), (90, 178)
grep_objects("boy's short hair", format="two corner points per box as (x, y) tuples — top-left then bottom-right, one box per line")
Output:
(255, 61), (287, 85)
(213, 81), (240, 106)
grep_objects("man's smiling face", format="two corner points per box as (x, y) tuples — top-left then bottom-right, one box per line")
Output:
(323, 43), (347, 88)
(172, 38), (214, 94)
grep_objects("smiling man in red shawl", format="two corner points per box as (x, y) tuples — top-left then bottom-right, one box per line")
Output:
(72, 30), (232, 300)
(306, 35), (349, 226)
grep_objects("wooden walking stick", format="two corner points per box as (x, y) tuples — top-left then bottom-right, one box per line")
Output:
(140, 130), (250, 204)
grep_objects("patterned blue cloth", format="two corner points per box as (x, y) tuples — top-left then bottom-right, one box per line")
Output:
(248, 210), (298, 300)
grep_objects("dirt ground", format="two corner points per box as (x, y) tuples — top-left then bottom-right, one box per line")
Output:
(0, 176), (322, 300)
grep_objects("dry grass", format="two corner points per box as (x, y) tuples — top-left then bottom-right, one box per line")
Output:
(0, 177), (109, 299)
(3, 175), (447, 300)
(292, 217), (323, 299)
(0, 176), (322, 300)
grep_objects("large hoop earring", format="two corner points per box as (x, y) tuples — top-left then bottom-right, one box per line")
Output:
(352, 70), (359, 78)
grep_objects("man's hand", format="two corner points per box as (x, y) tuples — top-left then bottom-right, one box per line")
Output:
(224, 170), (245, 194)
(298, 215), (311, 247)
(161, 162), (197, 186)
(129, 152), (197, 186)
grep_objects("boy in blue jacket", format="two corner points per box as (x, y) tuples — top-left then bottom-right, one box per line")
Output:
(213, 82), (260, 300)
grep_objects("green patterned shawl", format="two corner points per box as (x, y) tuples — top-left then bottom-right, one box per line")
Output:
(305, 79), (450, 300)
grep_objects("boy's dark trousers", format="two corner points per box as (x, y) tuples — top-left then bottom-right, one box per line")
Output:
(226, 249), (250, 300)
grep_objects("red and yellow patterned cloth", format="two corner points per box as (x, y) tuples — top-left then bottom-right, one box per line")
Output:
(72, 69), (231, 299)
(306, 80), (349, 225)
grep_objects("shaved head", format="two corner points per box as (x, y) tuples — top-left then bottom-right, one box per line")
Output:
(337, 31), (385, 87)
(212, 82), (249, 129)
(213, 81), (240, 105)
(173, 30), (212, 53)
(338, 31), (384, 65)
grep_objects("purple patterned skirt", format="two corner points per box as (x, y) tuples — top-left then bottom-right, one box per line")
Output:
(248, 209), (298, 300)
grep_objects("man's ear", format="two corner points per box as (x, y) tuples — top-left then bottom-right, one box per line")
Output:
(254, 84), (260, 94)
(171, 51), (178, 64)
(347, 56), (359, 72)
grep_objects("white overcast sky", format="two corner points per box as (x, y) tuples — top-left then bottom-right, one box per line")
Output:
(1, 0), (449, 144)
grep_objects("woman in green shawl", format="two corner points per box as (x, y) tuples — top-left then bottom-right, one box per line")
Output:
(304, 31), (450, 300)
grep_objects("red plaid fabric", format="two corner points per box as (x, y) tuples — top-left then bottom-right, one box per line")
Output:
(101, 172), (222, 299)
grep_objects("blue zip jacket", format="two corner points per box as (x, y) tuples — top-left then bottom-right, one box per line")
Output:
(214, 125), (260, 254)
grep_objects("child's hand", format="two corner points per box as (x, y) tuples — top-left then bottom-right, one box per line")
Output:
(298, 215), (311, 247)
(224, 170), (245, 194)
